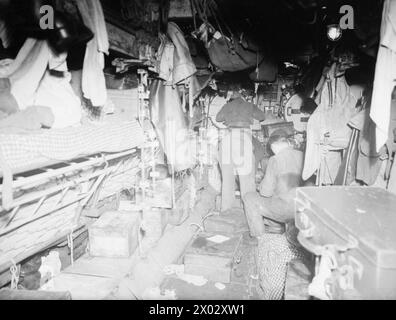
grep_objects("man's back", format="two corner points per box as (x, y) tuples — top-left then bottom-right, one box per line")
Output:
(259, 148), (304, 198)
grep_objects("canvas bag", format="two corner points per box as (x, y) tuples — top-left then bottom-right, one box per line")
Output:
(207, 35), (263, 72)
(249, 56), (278, 83)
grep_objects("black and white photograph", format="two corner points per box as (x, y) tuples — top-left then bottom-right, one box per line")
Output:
(0, 0), (395, 307)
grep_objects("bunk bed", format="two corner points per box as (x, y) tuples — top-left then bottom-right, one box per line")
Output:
(0, 118), (149, 287)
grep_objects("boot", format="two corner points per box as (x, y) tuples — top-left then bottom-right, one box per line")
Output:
(48, 11), (93, 54)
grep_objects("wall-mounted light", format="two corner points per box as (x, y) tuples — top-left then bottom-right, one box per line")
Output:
(327, 24), (342, 41)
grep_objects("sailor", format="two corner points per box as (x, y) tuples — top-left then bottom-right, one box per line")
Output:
(242, 130), (304, 236)
(215, 90), (266, 212)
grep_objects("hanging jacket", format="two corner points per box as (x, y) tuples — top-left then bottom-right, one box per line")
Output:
(149, 80), (196, 172)
(370, 0), (396, 152)
(303, 65), (363, 183)
(166, 22), (197, 85)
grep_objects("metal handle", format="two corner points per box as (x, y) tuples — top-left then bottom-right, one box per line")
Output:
(295, 201), (315, 238)
(297, 232), (324, 256)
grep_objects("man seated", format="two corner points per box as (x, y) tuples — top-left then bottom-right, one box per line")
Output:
(242, 130), (304, 237)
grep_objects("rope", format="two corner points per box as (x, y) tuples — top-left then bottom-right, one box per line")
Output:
(10, 259), (20, 290)
(205, 0), (231, 37)
(189, 211), (216, 234)
(190, 0), (197, 30)
(67, 230), (74, 266)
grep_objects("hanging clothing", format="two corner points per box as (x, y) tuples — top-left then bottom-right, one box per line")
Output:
(347, 109), (383, 185)
(154, 23), (197, 86)
(149, 80), (195, 172)
(76, 0), (109, 107)
(153, 22), (200, 118)
(370, 0), (396, 152)
(167, 22), (197, 85)
(156, 36), (175, 83)
(302, 66), (363, 184)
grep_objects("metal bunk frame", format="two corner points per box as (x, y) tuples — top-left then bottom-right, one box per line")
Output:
(0, 148), (142, 287)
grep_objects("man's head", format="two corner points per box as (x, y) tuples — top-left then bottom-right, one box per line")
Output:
(268, 129), (290, 155)
(230, 91), (242, 100)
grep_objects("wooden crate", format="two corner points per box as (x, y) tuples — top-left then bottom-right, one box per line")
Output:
(203, 210), (248, 235)
(88, 211), (140, 258)
(183, 234), (243, 283)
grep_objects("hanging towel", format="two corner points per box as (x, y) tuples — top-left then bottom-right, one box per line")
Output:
(370, 0), (396, 152)
(156, 36), (175, 82)
(76, 0), (109, 107)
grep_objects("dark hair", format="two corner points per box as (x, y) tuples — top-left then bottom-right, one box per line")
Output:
(267, 129), (289, 154)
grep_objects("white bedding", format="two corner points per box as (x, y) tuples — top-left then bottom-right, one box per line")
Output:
(0, 120), (145, 174)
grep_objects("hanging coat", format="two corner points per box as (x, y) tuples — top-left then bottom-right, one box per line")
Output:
(370, 0), (396, 152)
(149, 80), (196, 172)
(303, 65), (363, 184)
(166, 22), (197, 85)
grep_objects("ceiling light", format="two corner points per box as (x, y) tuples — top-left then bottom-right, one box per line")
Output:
(327, 24), (343, 41)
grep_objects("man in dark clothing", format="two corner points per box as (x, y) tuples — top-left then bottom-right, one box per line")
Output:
(216, 92), (266, 212)
(242, 131), (304, 236)
(216, 96), (266, 128)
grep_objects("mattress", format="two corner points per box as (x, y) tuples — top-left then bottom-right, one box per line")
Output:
(0, 120), (145, 175)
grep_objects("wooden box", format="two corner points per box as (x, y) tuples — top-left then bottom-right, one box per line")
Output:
(203, 210), (248, 235)
(88, 211), (140, 258)
(183, 234), (243, 283)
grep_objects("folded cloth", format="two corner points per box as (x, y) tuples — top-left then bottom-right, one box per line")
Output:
(0, 77), (19, 115)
